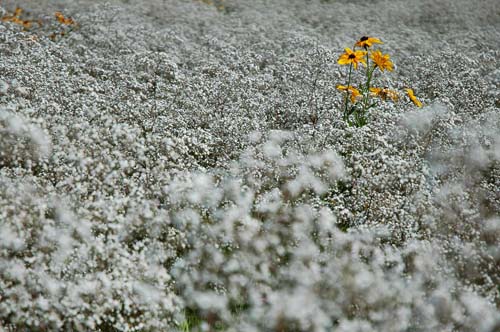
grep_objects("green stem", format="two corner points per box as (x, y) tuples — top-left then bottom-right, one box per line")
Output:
(343, 64), (353, 121)
(363, 51), (372, 113)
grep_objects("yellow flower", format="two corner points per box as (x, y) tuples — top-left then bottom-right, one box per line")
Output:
(355, 36), (383, 48)
(370, 50), (393, 72)
(370, 87), (399, 101)
(405, 88), (422, 107)
(22, 20), (32, 29)
(55, 12), (76, 25)
(337, 48), (367, 70)
(337, 85), (362, 103)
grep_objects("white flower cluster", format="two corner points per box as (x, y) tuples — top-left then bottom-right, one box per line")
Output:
(0, 0), (498, 331)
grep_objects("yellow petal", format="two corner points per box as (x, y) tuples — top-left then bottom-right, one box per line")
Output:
(368, 37), (383, 45)
(337, 58), (350, 65)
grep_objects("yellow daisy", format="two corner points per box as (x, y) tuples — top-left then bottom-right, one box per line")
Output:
(55, 12), (76, 25)
(337, 48), (367, 70)
(405, 88), (422, 107)
(355, 36), (383, 48)
(370, 50), (393, 72)
(370, 87), (399, 102)
(337, 85), (362, 103)
(22, 20), (32, 29)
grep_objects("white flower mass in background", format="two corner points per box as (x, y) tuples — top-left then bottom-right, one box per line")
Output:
(0, 0), (499, 331)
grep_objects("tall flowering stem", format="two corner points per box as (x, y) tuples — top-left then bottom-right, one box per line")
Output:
(337, 47), (366, 123)
(343, 64), (353, 121)
(362, 50), (372, 117)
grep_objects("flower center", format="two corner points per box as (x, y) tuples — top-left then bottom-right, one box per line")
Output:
(360, 36), (368, 42)
(348, 54), (356, 59)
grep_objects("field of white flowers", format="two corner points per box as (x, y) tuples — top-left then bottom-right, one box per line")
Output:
(0, 0), (499, 331)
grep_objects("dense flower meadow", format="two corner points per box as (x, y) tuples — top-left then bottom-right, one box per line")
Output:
(0, 0), (499, 331)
